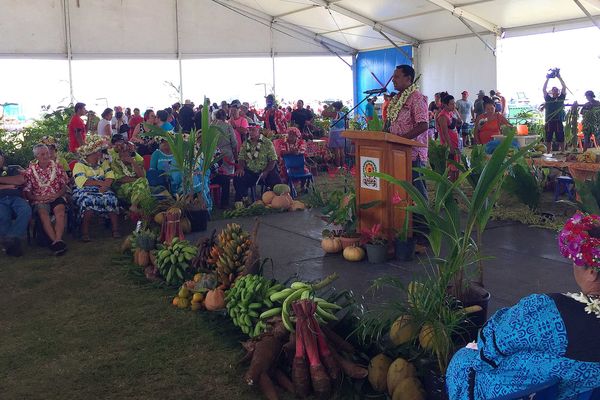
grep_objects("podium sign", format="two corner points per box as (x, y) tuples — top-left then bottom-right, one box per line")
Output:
(342, 130), (425, 242)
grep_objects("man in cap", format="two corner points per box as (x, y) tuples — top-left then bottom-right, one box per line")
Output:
(456, 91), (474, 146)
(179, 99), (195, 134)
(473, 90), (486, 119)
(0, 149), (31, 256)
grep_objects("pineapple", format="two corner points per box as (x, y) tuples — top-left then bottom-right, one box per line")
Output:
(135, 230), (157, 267)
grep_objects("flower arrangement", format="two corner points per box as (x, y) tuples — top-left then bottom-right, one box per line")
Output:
(360, 223), (387, 246)
(558, 211), (600, 269)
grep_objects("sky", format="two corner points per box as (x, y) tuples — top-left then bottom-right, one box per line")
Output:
(1, 26), (600, 120)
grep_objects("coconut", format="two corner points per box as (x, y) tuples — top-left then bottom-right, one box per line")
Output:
(391, 377), (425, 400)
(389, 315), (418, 346)
(368, 354), (392, 393)
(387, 358), (416, 396)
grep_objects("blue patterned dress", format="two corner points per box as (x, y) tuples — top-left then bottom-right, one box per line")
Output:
(72, 160), (119, 218)
(446, 294), (600, 399)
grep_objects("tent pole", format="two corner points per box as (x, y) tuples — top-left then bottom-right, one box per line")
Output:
(572, 0), (600, 31)
(175, 0), (183, 103)
(270, 23), (276, 96)
(458, 16), (496, 55)
(63, 0), (74, 104)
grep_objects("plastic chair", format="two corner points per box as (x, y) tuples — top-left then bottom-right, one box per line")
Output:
(490, 378), (559, 400)
(282, 154), (313, 198)
(555, 175), (575, 201)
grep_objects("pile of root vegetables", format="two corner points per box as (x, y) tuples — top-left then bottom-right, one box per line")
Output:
(242, 302), (368, 400)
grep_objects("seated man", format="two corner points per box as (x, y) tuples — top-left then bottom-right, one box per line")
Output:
(446, 212), (600, 399)
(39, 136), (70, 172)
(234, 124), (281, 201)
(0, 149), (32, 256)
(108, 134), (152, 212)
(23, 144), (69, 255)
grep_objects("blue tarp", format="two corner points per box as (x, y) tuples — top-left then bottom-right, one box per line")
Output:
(354, 47), (412, 117)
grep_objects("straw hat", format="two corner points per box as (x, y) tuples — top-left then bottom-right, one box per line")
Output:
(77, 134), (108, 157)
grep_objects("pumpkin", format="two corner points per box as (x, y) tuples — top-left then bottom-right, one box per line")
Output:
(271, 194), (292, 210)
(290, 200), (305, 211)
(321, 237), (343, 253)
(273, 183), (291, 195)
(181, 217), (192, 234)
(343, 245), (365, 261)
(262, 191), (276, 205)
(205, 288), (226, 311)
(154, 211), (165, 225)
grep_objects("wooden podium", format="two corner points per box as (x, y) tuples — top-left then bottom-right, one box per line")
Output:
(342, 130), (426, 242)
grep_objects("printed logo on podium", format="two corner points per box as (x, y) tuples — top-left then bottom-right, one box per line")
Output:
(360, 156), (380, 191)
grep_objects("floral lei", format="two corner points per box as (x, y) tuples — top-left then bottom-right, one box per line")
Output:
(386, 83), (419, 123)
(31, 160), (57, 188)
(114, 154), (137, 177)
(564, 292), (600, 318)
(558, 211), (600, 269)
(245, 135), (264, 160)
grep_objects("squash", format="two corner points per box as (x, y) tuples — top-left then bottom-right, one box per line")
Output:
(271, 194), (292, 210)
(387, 358), (416, 395)
(368, 354), (392, 393)
(321, 237), (342, 254)
(205, 288), (226, 311)
(262, 191), (276, 205)
(273, 183), (291, 195)
(290, 200), (305, 211)
(343, 245), (365, 261)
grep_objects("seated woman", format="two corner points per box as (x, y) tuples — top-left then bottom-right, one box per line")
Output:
(148, 139), (182, 194)
(72, 135), (120, 241)
(108, 134), (152, 212)
(446, 211), (600, 399)
(277, 127), (309, 191)
(474, 96), (510, 145)
(23, 144), (69, 255)
(234, 124), (281, 201)
(132, 109), (159, 156)
(39, 136), (70, 172)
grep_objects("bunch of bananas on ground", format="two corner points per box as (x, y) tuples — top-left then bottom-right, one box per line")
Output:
(206, 223), (251, 288)
(225, 274), (284, 337)
(577, 151), (597, 163)
(156, 237), (197, 285)
(191, 230), (217, 271)
(262, 275), (342, 332)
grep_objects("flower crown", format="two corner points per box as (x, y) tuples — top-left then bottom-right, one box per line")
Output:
(558, 212), (600, 269)
(78, 134), (108, 157)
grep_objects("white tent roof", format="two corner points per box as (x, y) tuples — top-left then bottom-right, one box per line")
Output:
(1, 0), (599, 59)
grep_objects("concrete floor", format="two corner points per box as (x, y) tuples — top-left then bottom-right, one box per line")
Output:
(190, 210), (574, 314)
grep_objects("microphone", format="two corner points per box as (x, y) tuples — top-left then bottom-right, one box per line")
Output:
(363, 88), (387, 95)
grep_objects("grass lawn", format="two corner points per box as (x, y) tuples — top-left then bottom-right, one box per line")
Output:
(0, 224), (273, 400)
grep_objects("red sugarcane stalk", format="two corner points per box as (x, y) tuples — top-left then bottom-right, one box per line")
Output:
(313, 316), (341, 386)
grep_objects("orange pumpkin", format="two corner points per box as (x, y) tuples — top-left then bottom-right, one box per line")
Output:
(343, 245), (365, 261)
(204, 288), (226, 311)
(271, 194), (292, 210)
(321, 237), (343, 253)
(262, 191), (276, 205)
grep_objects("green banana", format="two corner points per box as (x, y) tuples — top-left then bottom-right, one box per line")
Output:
(259, 307), (282, 319)
(270, 288), (295, 302)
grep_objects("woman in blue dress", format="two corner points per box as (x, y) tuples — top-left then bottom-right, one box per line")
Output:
(447, 211), (600, 399)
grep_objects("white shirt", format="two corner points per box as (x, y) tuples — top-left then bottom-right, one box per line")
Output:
(97, 119), (112, 137)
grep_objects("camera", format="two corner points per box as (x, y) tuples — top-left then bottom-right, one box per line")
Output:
(546, 67), (560, 79)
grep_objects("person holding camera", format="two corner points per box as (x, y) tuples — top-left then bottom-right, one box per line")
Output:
(542, 69), (567, 153)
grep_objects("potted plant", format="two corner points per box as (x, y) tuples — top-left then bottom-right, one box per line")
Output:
(360, 223), (388, 263)
(146, 98), (221, 232)
(373, 131), (530, 324)
(394, 212), (415, 261)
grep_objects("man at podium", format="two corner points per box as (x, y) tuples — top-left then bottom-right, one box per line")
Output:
(385, 65), (429, 200)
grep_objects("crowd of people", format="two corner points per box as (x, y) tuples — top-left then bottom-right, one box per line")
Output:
(0, 95), (338, 258)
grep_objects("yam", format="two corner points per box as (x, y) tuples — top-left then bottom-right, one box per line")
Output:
(368, 353), (392, 393)
(386, 358), (416, 396)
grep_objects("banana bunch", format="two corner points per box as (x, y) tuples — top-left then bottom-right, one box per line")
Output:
(225, 274), (284, 337)
(191, 230), (217, 271)
(156, 237), (198, 285)
(577, 152), (597, 163)
(206, 223), (252, 288)
(263, 280), (342, 332)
